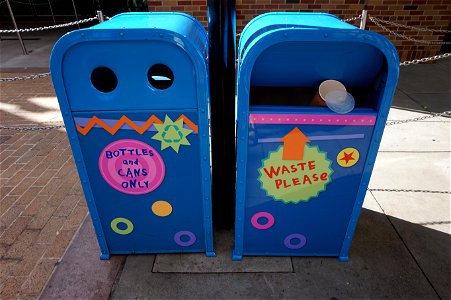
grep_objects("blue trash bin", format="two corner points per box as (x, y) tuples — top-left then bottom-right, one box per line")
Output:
(51, 12), (214, 259)
(233, 13), (399, 261)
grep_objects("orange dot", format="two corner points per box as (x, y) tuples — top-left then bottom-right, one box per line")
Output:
(151, 201), (172, 217)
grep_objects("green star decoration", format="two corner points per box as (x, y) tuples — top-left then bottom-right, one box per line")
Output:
(152, 115), (192, 153)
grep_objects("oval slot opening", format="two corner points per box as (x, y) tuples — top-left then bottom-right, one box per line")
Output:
(91, 66), (118, 93)
(148, 64), (174, 90)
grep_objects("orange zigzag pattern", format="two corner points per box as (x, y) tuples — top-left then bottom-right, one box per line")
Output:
(76, 114), (198, 136)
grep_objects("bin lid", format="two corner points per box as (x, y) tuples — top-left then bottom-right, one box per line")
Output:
(92, 12), (207, 56)
(237, 12), (399, 89)
(239, 13), (356, 59)
(50, 12), (209, 112)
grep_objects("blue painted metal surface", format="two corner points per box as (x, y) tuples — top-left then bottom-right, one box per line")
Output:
(51, 12), (214, 259)
(233, 13), (399, 261)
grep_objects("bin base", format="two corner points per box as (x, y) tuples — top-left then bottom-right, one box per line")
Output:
(206, 251), (216, 257)
(99, 253), (111, 260)
(338, 256), (349, 262)
(231, 251), (243, 261)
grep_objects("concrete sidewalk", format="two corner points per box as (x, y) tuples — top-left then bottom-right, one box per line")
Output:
(1, 29), (450, 299)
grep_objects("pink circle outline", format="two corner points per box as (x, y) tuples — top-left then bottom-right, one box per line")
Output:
(251, 212), (275, 230)
(98, 139), (165, 195)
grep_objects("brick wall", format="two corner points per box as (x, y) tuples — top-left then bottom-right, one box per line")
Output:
(148, 0), (451, 61)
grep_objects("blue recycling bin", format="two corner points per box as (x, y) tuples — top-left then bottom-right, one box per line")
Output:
(233, 13), (399, 261)
(51, 12), (214, 259)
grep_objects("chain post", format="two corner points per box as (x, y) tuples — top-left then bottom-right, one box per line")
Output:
(97, 10), (104, 23)
(5, 0), (28, 55)
(360, 10), (368, 30)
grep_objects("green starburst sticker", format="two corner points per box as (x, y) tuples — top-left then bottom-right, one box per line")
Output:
(152, 115), (192, 153)
(258, 145), (333, 203)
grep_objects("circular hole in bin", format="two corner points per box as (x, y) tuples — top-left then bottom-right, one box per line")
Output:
(147, 64), (174, 90)
(91, 66), (118, 93)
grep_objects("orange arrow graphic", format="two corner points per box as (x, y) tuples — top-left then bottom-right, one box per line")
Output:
(280, 127), (310, 160)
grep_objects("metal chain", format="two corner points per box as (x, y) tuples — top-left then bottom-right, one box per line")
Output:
(385, 111), (451, 126)
(0, 72), (51, 82)
(369, 15), (451, 33)
(401, 53), (451, 66)
(0, 16), (98, 33)
(344, 15), (361, 22)
(0, 111), (448, 131)
(369, 16), (451, 45)
(368, 188), (450, 194)
(0, 124), (65, 131)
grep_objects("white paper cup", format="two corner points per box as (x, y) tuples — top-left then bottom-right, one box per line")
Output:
(324, 90), (355, 114)
(310, 80), (347, 107)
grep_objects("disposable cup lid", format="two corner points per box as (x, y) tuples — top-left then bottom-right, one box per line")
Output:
(324, 90), (355, 114)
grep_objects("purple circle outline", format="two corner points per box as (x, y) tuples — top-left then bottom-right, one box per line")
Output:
(251, 212), (275, 230)
(284, 233), (307, 249)
(174, 231), (196, 247)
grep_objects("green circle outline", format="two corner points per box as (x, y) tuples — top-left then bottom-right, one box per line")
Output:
(111, 217), (134, 235)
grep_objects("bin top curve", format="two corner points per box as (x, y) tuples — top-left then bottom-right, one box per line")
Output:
(238, 12), (399, 70)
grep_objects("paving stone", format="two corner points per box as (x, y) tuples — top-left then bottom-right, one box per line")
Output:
(0, 150), (14, 163)
(22, 195), (48, 217)
(19, 258), (59, 296)
(54, 159), (75, 179)
(10, 243), (48, 277)
(61, 205), (87, 231)
(16, 150), (40, 164)
(11, 144), (32, 158)
(53, 195), (79, 217)
(15, 186), (44, 207)
(0, 186), (13, 198)
(47, 154), (71, 170)
(20, 155), (44, 172)
(0, 195), (18, 216)
(36, 216), (66, 245)
(43, 229), (76, 259)
(8, 177), (37, 196)
(1, 204), (25, 229)
(38, 178), (63, 196)
(4, 169), (32, 187)
(0, 242), (10, 257)
(28, 162), (49, 178)
(27, 205), (57, 230)
(0, 276), (27, 299)
(33, 169), (58, 187)
(0, 258), (19, 277)
(3, 229), (40, 259)
(0, 163), (25, 180)
(1, 134), (24, 147)
(0, 215), (31, 245)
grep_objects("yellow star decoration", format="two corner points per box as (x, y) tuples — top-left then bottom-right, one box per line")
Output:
(152, 116), (192, 153)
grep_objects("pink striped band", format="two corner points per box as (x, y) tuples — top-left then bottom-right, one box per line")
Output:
(249, 114), (376, 126)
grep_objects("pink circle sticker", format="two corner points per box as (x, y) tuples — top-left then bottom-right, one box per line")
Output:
(99, 139), (165, 195)
(251, 212), (275, 230)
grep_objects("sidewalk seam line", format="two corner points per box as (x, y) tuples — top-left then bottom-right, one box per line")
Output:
(369, 191), (442, 300)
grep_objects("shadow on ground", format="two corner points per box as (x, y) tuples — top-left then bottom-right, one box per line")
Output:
(40, 208), (450, 299)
